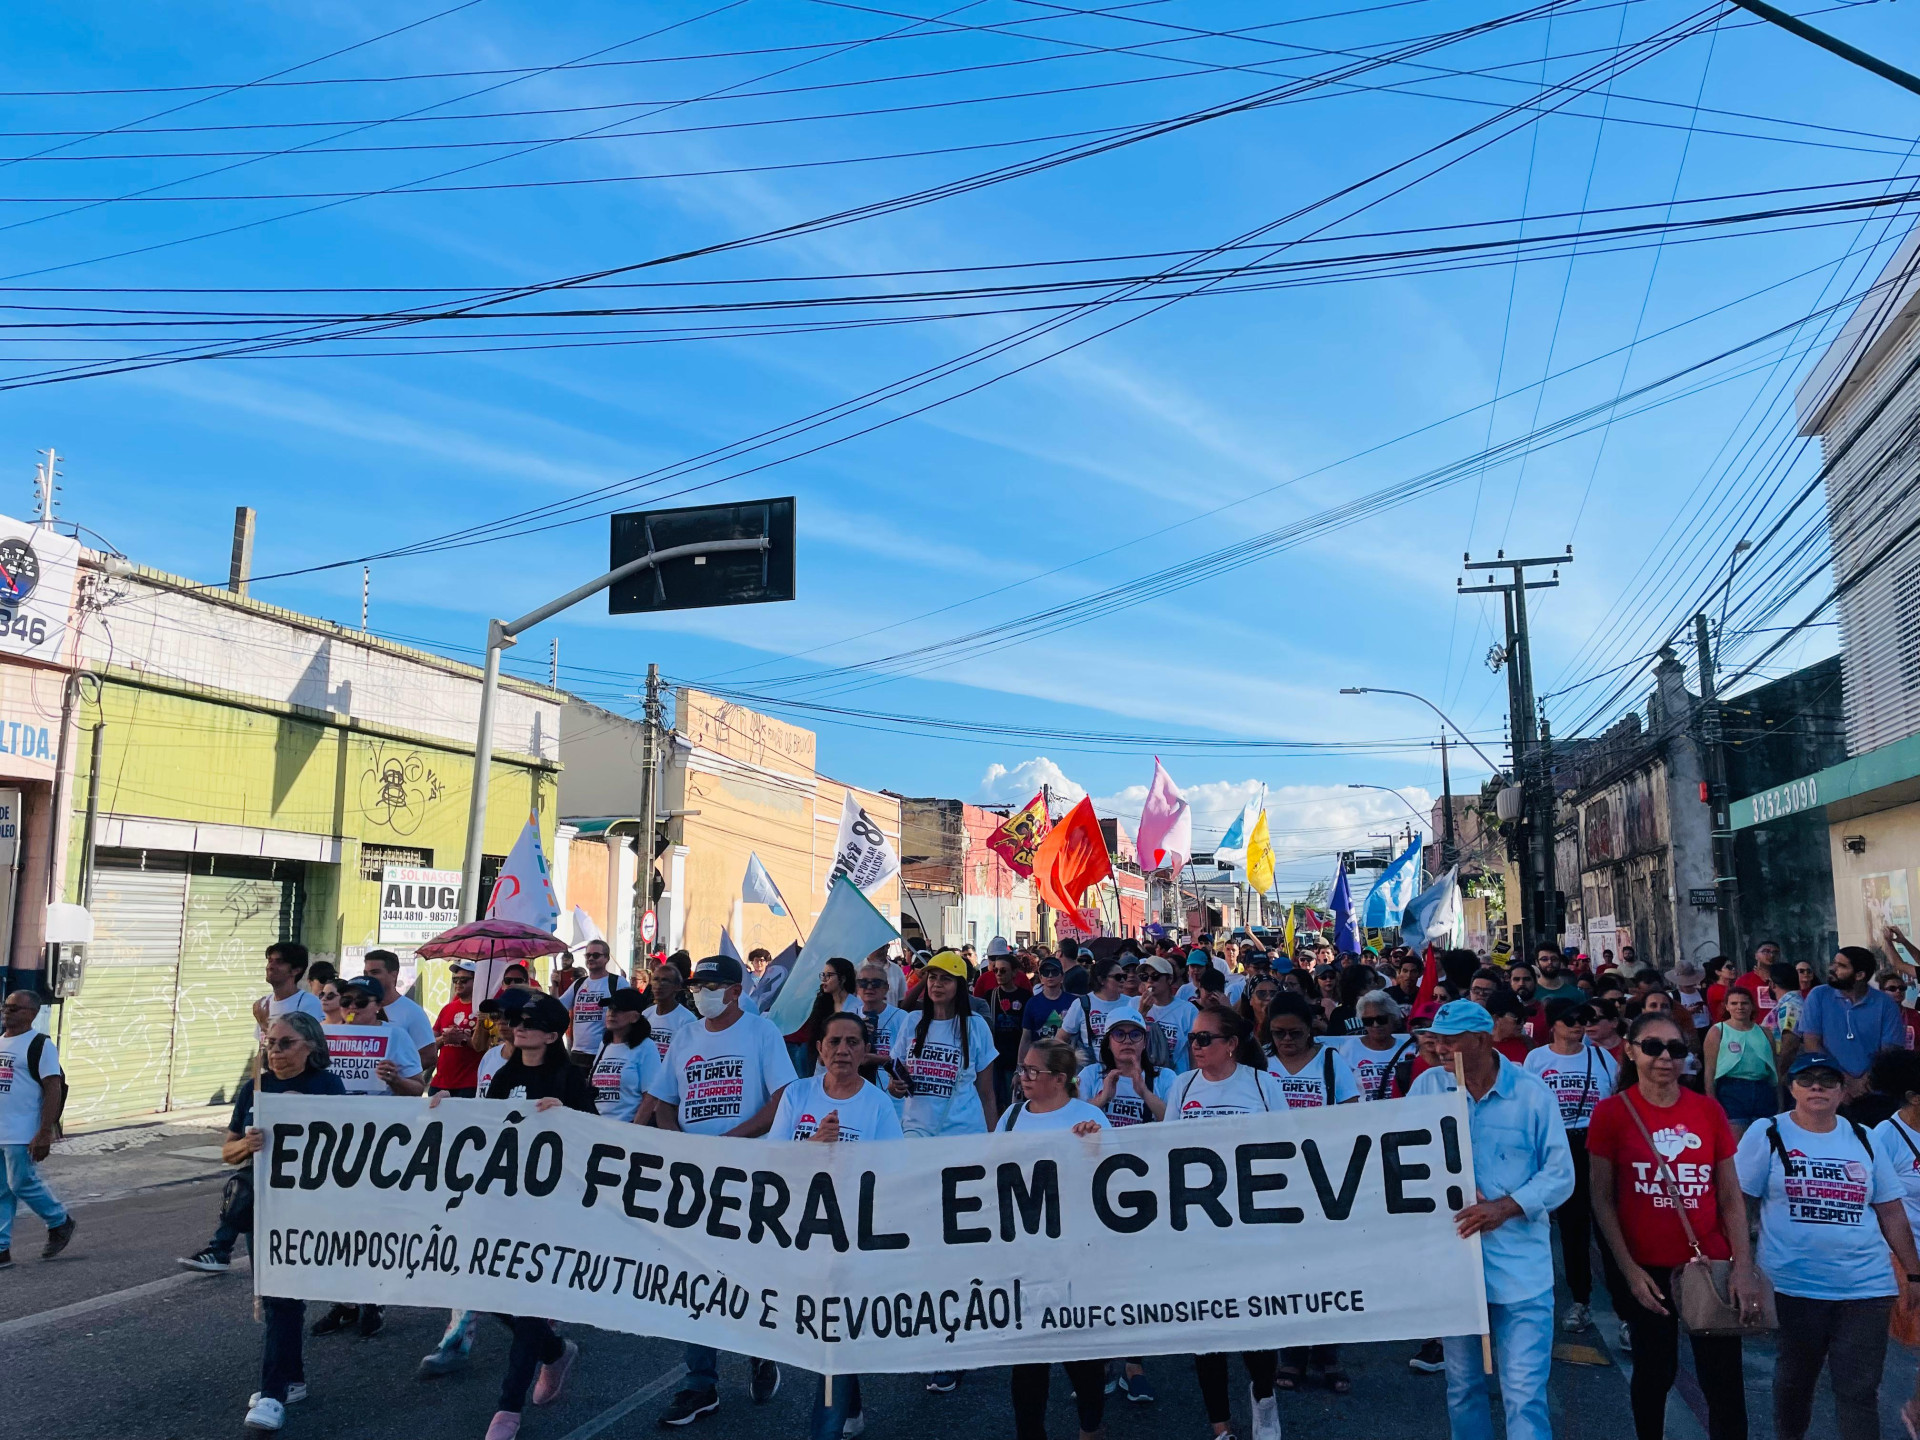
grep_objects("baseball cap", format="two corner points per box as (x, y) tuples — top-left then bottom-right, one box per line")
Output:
(1788, 1051), (1845, 1080)
(691, 954), (746, 987)
(1428, 1000), (1495, 1036)
(1544, 998), (1596, 1029)
(986, 936), (1013, 957)
(925, 950), (971, 980)
(1187, 950), (1212, 968)
(1103, 1004), (1150, 1033)
(606, 987), (648, 1014)
(513, 994), (571, 1033)
(1141, 956), (1176, 976)
(1036, 958), (1064, 977)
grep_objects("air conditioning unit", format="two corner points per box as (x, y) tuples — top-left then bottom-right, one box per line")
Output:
(1495, 786), (1525, 823)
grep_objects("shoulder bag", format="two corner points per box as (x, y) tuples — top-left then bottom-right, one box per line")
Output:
(1621, 1090), (1777, 1335)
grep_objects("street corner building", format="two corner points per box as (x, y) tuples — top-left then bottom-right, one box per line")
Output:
(10, 527), (565, 1128)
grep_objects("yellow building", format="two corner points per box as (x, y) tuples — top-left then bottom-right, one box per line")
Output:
(560, 688), (898, 962)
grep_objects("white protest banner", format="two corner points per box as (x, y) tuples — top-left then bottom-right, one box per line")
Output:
(253, 1091), (1485, 1372)
(827, 792), (898, 896)
(320, 1026), (405, 1095)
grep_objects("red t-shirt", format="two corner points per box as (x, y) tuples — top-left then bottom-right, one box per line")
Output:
(1900, 1006), (1920, 1051)
(1706, 983), (1729, 1025)
(1494, 1037), (1533, 1064)
(1586, 1087), (1737, 1268)
(1732, 971), (1777, 1024)
(431, 999), (479, 1090)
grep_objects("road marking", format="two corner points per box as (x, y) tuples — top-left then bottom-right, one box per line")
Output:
(559, 1363), (688, 1440)
(0, 1264), (246, 1340)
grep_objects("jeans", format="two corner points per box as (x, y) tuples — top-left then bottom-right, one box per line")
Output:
(260, 1298), (305, 1404)
(811, 1375), (862, 1440)
(0, 1143), (67, 1251)
(1442, 1291), (1555, 1440)
(685, 1343), (767, 1393)
(1554, 1130), (1596, 1305)
(1011, 1360), (1107, 1440)
(495, 1314), (567, 1413)
(1773, 1292), (1895, 1440)
(1194, 1351), (1277, 1425)
(1617, 1265), (1746, 1440)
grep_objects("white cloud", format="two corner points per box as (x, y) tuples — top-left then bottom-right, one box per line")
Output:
(976, 757), (1086, 807)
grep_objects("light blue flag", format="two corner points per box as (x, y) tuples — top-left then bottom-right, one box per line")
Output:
(766, 876), (900, 1035)
(1400, 866), (1464, 955)
(1330, 866), (1360, 954)
(1362, 837), (1425, 928)
(742, 852), (789, 917)
(719, 927), (743, 963)
(1215, 796), (1259, 868)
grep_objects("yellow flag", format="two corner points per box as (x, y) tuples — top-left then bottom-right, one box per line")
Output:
(1247, 808), (1275, 894)
(1283, 901), (1295, 956)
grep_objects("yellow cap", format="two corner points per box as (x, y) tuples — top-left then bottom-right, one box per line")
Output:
(924, 949), (971, 980)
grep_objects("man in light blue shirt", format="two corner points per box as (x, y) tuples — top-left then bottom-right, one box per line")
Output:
(1797, 945), (1905, 1088)
(1409, 1000), (1574, 1440)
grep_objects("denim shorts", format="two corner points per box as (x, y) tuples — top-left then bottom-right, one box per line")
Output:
(1715, 1076), (1777, 1122)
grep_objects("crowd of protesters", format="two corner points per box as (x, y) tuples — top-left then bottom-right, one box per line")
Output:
(0, 922), (1884, 1437)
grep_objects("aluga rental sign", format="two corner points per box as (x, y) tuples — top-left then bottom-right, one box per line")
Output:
(252, 1090), (1488, 1372)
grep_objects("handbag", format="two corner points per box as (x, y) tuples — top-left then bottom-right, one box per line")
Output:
(1621, 1090), (1777, 1335)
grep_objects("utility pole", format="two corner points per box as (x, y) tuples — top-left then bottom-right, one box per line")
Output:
(1459, 546), (1573, 959)
(1438, 731), (1457, 871)
(361, 566), (370, 631)
(550, 637), (560, 689)
(639, 664), (663, 950)
(1694, 613), (1740, 963)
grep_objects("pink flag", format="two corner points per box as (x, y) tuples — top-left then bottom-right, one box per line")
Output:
(1134, 758), (1192, 875)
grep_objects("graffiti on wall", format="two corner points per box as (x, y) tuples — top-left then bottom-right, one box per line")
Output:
(360, 745), (444, 836)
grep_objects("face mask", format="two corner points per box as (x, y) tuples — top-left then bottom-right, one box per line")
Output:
(694, 989), (729, 1018)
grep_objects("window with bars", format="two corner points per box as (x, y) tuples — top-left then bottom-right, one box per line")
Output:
(360, 844), (433, 882)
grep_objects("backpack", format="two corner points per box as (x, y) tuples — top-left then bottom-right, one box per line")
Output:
(26, 1033), (67, 1134)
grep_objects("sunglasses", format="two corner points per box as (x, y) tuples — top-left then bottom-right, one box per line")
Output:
(1270, 1025), (1311, 1040)
(856, 978), (889, 990)
(687, 981), (729, 992)
(1635, 1038), (1689, 1061)
(1189, 1031), (1230, 1048)
(1792, 1070), (1843, 1089)
(1361, 1015), (1395, 1027)
(265, 1037), (306, 1052)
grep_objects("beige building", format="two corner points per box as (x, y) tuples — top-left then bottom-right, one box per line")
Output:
(559, 688), (899, 962)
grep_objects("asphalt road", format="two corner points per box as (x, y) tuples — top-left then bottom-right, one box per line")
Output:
(5, 1117), (1915, 1440)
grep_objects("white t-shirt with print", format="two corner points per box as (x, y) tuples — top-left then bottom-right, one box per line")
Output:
(476, 1043), (511, 1093)
(0, 1030), (59, 1145)
(1339, 1035), (1416, 1101)
(898, 1013), (997, 1137)
(772, 1076), (904, 1142)
(856, 1005), (913, 1065)
(648, 1010), (798, 1137)
(1524, 1044), (1618, 1131)
(1078, 1064), (1175, 1127)
(569, 974), (617, 1056)
(1264, 1044), (1360, 1108)
(1171, 1064), (1289, 1121)
(1875, 1114), (1920, 1236)
(1061, 994), (1133, 1055)
(997, 1097), (1110, 1133)
(646, 1003), (696, 1062)
(590, 1040), (663, 1121)
(1735, 1113), (1906, 1300)
(268, 989), (325, 1024)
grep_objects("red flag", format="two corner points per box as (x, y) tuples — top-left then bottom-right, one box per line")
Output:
(1031, 796), (1113, 921)
(986, 792), (1049, 879)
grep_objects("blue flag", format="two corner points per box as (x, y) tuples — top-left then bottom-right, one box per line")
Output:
(767, 877), (900, 1035)
(742, 852), (789, 917)
(1362, 837), (1424, 928)
(1330, 866), (1360, 954)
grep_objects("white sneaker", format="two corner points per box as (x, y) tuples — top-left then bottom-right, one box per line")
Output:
(1619, 1321), (1632, 1353)
(1560, 1302), (1591, 1332)
(842, 1414), (866, 1437)
(1251, 1385), (1282, 1440)
(248, 1384), (307, 1406)
(244, 1396), (286, 1432)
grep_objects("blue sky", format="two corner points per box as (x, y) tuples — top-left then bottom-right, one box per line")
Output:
(5, 0), (1914, 894)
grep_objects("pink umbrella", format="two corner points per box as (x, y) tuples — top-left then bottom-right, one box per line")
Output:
(414, 918), (569, 962)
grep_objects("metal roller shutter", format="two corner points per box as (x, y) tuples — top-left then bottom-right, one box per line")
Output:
(60, 859), (188, 1125)
(169, 871), (301, 1111)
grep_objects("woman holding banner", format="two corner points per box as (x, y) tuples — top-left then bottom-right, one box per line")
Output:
(773, 1012), (904, 1440)
(235, 1013), (344, 1435)
(892, 949), (997, 1395)
(1170, 1007), (1286, 1440)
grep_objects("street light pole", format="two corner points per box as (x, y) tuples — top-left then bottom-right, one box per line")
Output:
(1338, 687), (1507, 778)
(458, 536), (771, 922)
(1346, 783), (1434, 830)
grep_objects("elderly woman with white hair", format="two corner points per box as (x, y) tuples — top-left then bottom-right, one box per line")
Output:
(1338, 989), (1414, 1101)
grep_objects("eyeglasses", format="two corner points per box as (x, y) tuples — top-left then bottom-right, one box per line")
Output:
(1015, 1065), (1052, 1080)
(1361, 1015), (1395, 1027)
(856, 978), (889, 990)
(687, 981), (729, 992)
(265, 1038), (305, 1052)
(1792, 1071), (1843, 1090)
(1635, 1038), (1689, 1061)
(1189, 1031), (1230, 1048)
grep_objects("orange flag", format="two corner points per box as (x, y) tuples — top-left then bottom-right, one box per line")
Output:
(1031, 796), (1113, 926)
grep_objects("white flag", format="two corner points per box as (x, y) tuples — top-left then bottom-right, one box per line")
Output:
(570, 905), (603, 947)
(827, 792), (899, 896)
(485, 816), (559, 933)
(742, 852), (789, 916)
